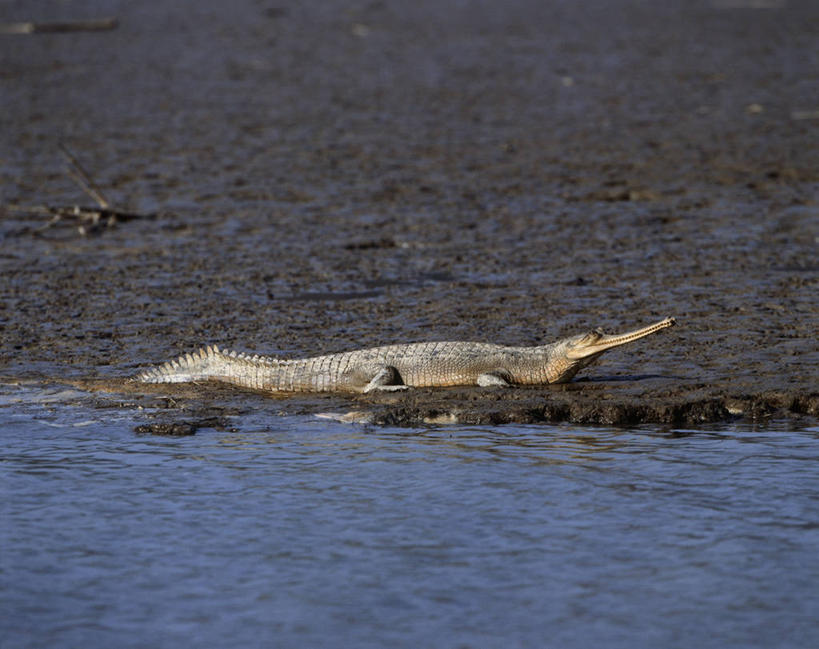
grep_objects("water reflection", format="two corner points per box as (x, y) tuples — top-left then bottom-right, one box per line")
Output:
(212, 420), (633, 467)
(211, 417), (819, 471)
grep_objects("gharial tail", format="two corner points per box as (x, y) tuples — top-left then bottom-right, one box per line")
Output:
(135, 345), (229, 383)
(136, 346), (305, 391)
(137, 344), (285, 387)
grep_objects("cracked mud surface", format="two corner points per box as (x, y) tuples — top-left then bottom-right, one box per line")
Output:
(1, 0), (817, 427)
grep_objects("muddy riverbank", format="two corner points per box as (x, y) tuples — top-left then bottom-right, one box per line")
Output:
(1, 0), (817, 427)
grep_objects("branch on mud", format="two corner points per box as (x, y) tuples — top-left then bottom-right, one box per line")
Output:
(6, 204), (155, 236)
(58, 143), (111, 209)
(4, 144), (157, 237)
(0, 18), (118, 35)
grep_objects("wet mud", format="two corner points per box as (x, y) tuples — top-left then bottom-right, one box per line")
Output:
(1, 0), (817, 428)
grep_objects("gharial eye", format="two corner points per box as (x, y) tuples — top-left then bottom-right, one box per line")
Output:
(579, 330), (603, 345)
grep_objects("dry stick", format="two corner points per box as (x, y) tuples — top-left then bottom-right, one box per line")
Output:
(0, 18), (118, 35)
(58, 143), (110, 209)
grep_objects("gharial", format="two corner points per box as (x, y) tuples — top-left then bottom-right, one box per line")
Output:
(136, 317), (676, 393)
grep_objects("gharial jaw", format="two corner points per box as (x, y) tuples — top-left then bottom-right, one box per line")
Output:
(547, 317), (676, 383)
(567, 317), (676, 360)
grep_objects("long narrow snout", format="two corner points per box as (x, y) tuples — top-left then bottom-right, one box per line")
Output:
(566, 317), (676, 360)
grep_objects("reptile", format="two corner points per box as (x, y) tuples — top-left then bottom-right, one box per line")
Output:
(136, 317), (675, 393)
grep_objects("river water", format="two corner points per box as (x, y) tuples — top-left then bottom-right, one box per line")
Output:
(2, 383), (818, 649)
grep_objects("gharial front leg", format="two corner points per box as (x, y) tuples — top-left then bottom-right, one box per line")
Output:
(362, 366), (410, 393)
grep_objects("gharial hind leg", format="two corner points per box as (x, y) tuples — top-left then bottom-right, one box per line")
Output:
(477, 370), (513, 387)
(362, 366), (410, 393)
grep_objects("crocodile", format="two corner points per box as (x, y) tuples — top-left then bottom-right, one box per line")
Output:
(136, 317), (675, 393)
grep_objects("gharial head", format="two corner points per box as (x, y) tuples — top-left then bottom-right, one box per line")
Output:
(546, 317), (676, 383)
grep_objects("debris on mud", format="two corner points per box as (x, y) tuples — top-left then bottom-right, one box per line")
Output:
(6, 204), (158, 237)
(133, 416), (233, 437)
(5, 144), (158, 236)
(134, 421), (198, 436)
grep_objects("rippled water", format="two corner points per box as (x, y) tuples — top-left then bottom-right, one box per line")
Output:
(2, 385), (819, 649)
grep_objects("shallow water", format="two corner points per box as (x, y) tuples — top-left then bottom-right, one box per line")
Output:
(2, 384), (819, 649)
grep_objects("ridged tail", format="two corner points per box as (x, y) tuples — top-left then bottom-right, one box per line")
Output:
(136, 345), (228, 383)
(136, 346), (324, 391)
(136, 344), (288, 387)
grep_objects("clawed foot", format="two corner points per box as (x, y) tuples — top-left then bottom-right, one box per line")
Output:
(362, 366), (410, 393)
(477, 371), (512, 387)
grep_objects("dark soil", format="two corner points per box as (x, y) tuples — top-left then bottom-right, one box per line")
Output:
(1, 0), (817, 427)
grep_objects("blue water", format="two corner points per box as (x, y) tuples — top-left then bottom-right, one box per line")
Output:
(2, 384), (819, 649)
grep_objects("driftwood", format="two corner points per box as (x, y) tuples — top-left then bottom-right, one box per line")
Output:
(7, 204), (153, 236)
(5, 144), (156, 236)
(0, 18), (118, 35)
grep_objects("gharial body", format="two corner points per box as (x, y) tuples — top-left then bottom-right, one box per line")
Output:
(136, 317), (676, 393)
